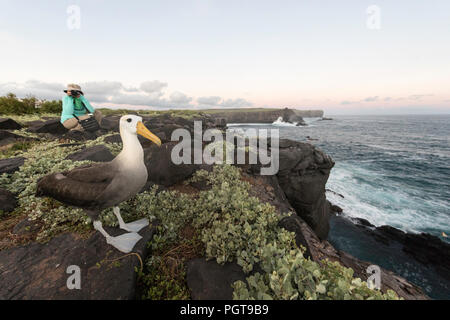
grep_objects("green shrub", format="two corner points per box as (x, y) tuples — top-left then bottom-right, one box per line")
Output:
(39, 100), (62, 114)
(232, 241), (400, 300)
(0, 93), (38, 115)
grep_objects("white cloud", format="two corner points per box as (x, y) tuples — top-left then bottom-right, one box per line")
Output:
(221, 98), (252, 108)
(0, 80), (252, 109)
(408, 94), (433, 101)
(197, 96), (222, 106)
(170, 91), (192, 104)
(0, 80), (63, 100)
(363, 96), (379, 102)
(140, 80), (167, 94)
(81, 81), (123, 94)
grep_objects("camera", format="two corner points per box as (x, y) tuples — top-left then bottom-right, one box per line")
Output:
(70, 90), (81, 96)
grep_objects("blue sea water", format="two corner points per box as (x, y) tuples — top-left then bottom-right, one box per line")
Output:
(230, 115), (450, 239)
(228, 114), (450, 298)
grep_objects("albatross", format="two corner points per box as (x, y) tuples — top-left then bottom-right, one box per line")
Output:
(36, 115), (161, 253)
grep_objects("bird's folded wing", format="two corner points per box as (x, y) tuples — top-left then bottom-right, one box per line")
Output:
(65, 163), (118, 183)
(36, 163), (119, 208)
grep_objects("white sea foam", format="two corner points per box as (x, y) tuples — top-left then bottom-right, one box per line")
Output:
(272, 117), (299, 127)
(303, 117), (322, 125)
(227, 123), (268, 127)
(326, 162), (450, 236)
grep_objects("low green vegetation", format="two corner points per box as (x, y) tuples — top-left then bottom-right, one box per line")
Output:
(0, 140), (37, 159)
(0, 134), (122, 239)
(97, 108), (212, 119)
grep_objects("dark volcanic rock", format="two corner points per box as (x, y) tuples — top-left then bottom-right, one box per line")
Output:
(278, 215), (312, 259)
(143, 113), (218, 145)
(24, 120), (44, 127)
(350, 220), (450, 283)
(0, 157), (25, 174)
(352, 217), (375, 228)
(62, 130), (100, 141)
(275, 140), (335, 240)
(0, 224), (156, 300)
(227, 138), (333, 239)
(187, 258), (247, 300)
(0, 188), (17, 213)
(0, 118), (22, 130)
(402, 233), (450, 279)
(104, 134), (122, 144)
(330, 203), (343, 214)
(100, 115), (120, 132)
(102, 113), (220, 146)
(329, 216), (450, 299)
(0, 130), (36, 147)
(28, 119), (68, 135)
(12, 217), (41, 236)
(144, 141), (202, 186)
(66, 145), (114, 162)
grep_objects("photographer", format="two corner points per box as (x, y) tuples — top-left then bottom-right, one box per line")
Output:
(61, 84), (103, 131)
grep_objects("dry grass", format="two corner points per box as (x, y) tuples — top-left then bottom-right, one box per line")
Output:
(0, 214), (40, 250)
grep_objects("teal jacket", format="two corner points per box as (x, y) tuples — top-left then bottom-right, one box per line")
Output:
(60, 95), (95, 123)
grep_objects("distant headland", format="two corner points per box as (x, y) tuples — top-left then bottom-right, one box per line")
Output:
(204, 107), (324, 125)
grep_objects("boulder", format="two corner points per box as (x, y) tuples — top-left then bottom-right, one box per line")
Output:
(0, 188), (17, 213)
(144, 141), (201, 186)
(282, 108), (306, 126)
(104, 134), (122, 144)
(402, 232), (450, 281)
(100, 115), (120, 132)
(186, 258), (247, 300)
(0, 157), (25, 174)
(0, 224), (156, 300)
(0, 118), (22, 130)
(62, 130), (100, 141)
(278, 215), (312, 258)
(221, 138), (333, 239)
(330, 203), (343, 214)
(66, 145), (114, 162)
(275, 140), (335, 239)
(0, 130), (35, 147)
(28, 119), (68, 135)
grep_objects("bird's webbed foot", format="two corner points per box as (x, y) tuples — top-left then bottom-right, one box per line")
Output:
(113, 206), (149, 232)
(93, 220), (143, 253)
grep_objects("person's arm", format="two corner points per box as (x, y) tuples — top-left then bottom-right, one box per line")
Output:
(62, 95), (75, 116)
(80, 95), (95, 113)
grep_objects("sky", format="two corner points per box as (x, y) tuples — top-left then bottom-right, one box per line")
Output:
(0, 0), (449, 115)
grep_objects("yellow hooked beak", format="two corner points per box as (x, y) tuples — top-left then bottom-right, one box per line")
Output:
(136, 121), (161, 146)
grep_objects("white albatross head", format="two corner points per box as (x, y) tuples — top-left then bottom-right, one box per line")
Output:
(119, 115), (161, 146)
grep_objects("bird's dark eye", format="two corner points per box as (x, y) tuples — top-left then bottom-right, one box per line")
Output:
(127, 118), (132, 123)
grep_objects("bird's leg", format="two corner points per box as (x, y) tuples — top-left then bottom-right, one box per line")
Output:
(93, 220), (142, 254)
(113, 206), (149, 232)
(93, 220), (111, 238)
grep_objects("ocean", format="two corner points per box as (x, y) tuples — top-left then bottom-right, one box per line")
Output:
(228, 114), (450, 298)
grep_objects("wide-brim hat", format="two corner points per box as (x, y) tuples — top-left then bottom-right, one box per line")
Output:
(64, 83), (83, 94)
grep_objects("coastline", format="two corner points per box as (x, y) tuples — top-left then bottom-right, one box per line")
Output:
(0, 111), (448, 299)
